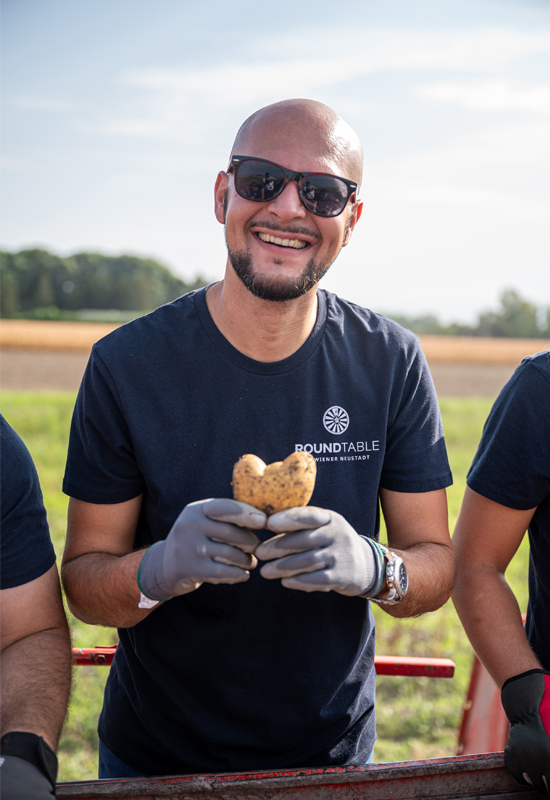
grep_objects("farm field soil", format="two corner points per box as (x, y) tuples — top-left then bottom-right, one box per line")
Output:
(1, 348), (91, 391)
(1, 346), (518, 396)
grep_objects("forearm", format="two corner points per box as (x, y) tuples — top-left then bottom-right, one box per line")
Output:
(453, 564), (540, 688)
(381, 541), (455, 618)
(1, 628), (72, 751)
(62, 549), (152, 628)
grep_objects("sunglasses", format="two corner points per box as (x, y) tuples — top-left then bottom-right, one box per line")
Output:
(229, 156), (357, 218)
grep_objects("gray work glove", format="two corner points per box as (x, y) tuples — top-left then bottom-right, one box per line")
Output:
(138, 498), (266, 600)
(255, 507), (384, 596)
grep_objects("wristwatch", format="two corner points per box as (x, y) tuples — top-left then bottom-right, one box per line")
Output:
(371, 544), (409, 605)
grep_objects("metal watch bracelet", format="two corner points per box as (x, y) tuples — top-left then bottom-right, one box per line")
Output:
(371, 544), (409, 605)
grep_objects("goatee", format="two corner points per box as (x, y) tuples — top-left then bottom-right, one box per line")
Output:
(227, 247), (333, 302)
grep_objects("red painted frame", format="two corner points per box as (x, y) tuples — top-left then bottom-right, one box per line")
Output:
(72, 647), (455, 678)
(56, 753), (532, 799)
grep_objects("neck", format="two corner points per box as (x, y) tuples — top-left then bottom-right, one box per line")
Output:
(206, 266), (319, 362)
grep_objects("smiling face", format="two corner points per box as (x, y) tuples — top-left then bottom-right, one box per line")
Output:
(214, 100), (363, 302)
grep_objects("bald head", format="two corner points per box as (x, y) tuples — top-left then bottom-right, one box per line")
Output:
(231, 99), (363, 189)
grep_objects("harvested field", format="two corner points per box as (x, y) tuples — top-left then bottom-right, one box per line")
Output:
(1, 319), (548, 363)
(0, 319), (119, 351)
(419, 334), (549, 364)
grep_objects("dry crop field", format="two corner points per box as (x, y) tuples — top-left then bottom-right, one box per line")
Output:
(418, 334), (550, 364)
(2, 318), (549, 362)
(0, 319), (120, 351)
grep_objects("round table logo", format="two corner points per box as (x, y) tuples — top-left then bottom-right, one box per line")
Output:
(323, 406), (350, 434)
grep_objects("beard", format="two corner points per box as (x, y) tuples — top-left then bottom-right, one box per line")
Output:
(227, 247), (333, 302)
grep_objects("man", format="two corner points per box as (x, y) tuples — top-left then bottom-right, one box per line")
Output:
(453, 351), (550, 796)
(61, 98), (455, 779)
(0, 416), (72, 799)
(262, 171), (275, 199)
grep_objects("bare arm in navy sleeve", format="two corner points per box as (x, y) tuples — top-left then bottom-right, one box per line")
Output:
(453, 488), (540, 686)
(61, 495), (152, 628)
(1, 565), (72, 751)
(378, 486), (455, 618)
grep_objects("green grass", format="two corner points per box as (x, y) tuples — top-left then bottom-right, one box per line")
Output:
(0, 392), (530, 777)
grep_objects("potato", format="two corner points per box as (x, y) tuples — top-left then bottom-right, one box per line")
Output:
(232, 452), (317, 516)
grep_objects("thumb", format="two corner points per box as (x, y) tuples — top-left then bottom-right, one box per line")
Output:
(267, 506), (330, 533)
(203, 498), (267, 529)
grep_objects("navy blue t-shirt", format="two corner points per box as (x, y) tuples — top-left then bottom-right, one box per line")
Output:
(1, 415), (56, 589)
(467, 351), (550, 670)
(63, 287), (452, 776)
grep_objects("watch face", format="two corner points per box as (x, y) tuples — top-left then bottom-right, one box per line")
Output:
(398, 561), (408, 594)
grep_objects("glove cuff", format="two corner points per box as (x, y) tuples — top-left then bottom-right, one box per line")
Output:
(137, 542), (172, 601)
(358, 536), (386, 598)
(0, 731), (58, 789)
(502, 668), (549, 693)
(501, 668), (550, 727)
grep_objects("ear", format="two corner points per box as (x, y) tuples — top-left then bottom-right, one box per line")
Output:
(214, 171), (229, 224)
(342, 198), (363, 247)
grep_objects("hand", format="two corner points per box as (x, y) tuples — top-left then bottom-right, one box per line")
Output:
(0, 754), (55, 799)
(138, 499), (266, 600)
(501, 669), (550, 795)
(255, 507), (383, 596)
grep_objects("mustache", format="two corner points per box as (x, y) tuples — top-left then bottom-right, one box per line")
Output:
(248, 220), (321, 241)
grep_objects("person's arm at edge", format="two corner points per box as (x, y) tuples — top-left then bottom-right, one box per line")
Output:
(378, 486), (455, 618)
(61, 495), (151, 629)
(452, 486), (540, 688)
(1, 565), (72, 752)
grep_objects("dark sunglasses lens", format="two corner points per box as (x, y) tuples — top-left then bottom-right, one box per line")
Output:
(301, 175), (349, 217)
(235, 160), (285, 202)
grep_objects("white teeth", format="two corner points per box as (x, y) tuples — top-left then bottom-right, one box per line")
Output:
(258, 232), (307, 249)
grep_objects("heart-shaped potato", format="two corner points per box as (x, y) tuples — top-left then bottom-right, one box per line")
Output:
(232, 452), (317, 516)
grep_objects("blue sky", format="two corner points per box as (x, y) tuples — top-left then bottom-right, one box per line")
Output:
(2, 0), (549, 322)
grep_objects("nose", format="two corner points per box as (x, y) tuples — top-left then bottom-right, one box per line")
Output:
(267, 179), (306, 220)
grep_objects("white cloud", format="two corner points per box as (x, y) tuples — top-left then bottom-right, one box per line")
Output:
(260, 28), (550, 71)
(414, 79), (550, 115)
(100, 28), (550, 142)
(320, 116), (550, 320)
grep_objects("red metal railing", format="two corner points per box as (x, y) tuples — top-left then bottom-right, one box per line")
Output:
(71, 647), (455, 677)
(72, 646), (117, 666)
(374, 655), (454, 678)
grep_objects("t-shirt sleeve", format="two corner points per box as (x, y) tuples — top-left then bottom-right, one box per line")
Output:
(380, 342), (452, 493)
(467, 360), (550, 510)
(63, 346), (146, 504)
(0, 417), (56, 589)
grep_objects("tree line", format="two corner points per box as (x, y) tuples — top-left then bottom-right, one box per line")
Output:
(0, 249), (207, 320)
(1, 249), (548, 337)
(388, 289), (550, 339)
